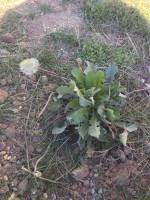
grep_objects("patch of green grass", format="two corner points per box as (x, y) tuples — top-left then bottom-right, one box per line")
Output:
(38, 49), (57, 69)
(83, 0), (150, 37)
(80, 40), (136, 66)
(48, 31), (78, 46)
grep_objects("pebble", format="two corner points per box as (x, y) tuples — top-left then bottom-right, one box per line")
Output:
(43, 193), (48, 199)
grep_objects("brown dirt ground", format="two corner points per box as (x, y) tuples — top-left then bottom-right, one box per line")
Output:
(0, 0), (150, 200)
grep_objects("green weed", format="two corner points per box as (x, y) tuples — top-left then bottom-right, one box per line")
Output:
(38, 49), (57, 69)
(80, 40), (136, 66)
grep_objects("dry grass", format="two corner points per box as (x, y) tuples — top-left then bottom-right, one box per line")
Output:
(0, 0), (26, 18)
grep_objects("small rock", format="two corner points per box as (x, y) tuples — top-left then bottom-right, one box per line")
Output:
(18, 178), (28, 193)
(94, 173), (99, 178)
(71, 165), (90, 180)
(0, 185), (9, 194)
(0, 89), (8, 103)
(43, 193), (48, 199)
(1, 32), (15, 43)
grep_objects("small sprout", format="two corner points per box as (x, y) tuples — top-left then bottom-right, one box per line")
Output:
(19, 58), (39, 76)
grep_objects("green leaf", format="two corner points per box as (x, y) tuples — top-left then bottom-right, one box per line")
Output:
(106, 108), (120, 121)
(79, 96), (92, 107)
(68, 99), (80, 109)
(70, 80), (82, 96)
(88, 114), (100, 139)
(52, 122), (67, 135)
(56, 86), (71, 96)
(97, 104), (105, 118)
(84, 87), (101, 98)
(105, 65), (118, 82)
(96, 71), (104, 87)
(78, 123), (88, 139)
(71, 68), (85, 87)
(85, 71), (97, 88)
(69, 108), (89, 124)
(84, 61), (97, 75)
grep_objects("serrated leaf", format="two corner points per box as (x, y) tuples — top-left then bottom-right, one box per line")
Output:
(119, 130), (128, 146)
(71, 68), (84, 87)
(69, 108), (89, 124)
(79, 96), (92, 107)
(88, 114), (100, 139)
(56, 86), (72, 96)
(52, 122), (67, 135)
(105, 65), (118, 82)
(19, 58), (39, 76)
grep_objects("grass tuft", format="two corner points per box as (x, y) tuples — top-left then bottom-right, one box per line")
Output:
(48, 31), (78, 46)
(80, 40), (136, 66)
(83, 0), (150, 37)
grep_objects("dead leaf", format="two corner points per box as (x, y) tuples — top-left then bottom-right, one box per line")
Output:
(0, 89), (8, 103)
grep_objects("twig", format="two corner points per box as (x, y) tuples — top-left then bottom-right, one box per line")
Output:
(127, 88), (150, 96)
(24, 78), (41, 170)
(22, 166), (62, 184)
(34, 144), (51, 173)
(37, 92), (54, 119)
